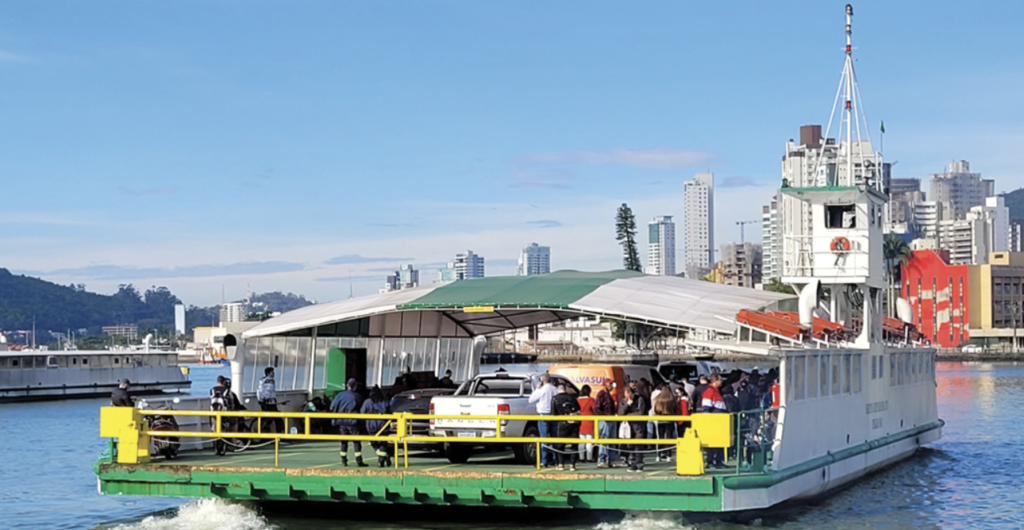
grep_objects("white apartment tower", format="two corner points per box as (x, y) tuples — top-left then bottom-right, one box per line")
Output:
(645, 216), (676, 276)
(761, 189), (782, 281)
(683, 173), (714, 277)
(517, 243), (551, 276)
(454, 250), (485, 280)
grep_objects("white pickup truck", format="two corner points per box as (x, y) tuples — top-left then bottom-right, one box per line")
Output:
(428, 371), (578, 464)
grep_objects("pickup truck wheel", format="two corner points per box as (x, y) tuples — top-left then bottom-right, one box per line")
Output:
(514, 424), (539, 465)
(444, 442), (472, 464)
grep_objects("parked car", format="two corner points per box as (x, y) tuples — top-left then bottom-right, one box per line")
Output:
(657, 358), (722, 384)
(389, 387), (457, 439)
(428, 372), (578, 464)
(960, 344), (984, 354)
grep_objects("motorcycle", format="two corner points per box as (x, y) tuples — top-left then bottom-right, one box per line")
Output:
(137, 397), (181, 460)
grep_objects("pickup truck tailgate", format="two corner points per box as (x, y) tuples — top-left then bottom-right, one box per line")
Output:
(433, 397), (506, 430)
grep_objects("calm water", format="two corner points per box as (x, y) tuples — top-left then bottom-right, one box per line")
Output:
(2, 363), (1023, 529)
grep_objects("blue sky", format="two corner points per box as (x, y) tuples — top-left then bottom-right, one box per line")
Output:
(3, 1), (1023, 306)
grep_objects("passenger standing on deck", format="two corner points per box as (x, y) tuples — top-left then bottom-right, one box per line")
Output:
(111, 379), (134, 407)
(577, 385), (596, 462)
(257, 367), (284, 434)
(624, 386), (648, 473)
(652, 385), (678, 462)
(552, 384), (582, 471)
(529, 373), (559, 467)
(595, 378), (618, 468)
(701, 373), (727, 468)
(690, 375), (709, 414)
(331, 378), (368, 467)
(361, 385), (392, 467)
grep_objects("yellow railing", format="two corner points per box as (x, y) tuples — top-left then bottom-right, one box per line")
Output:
(100, 407), (734, 476)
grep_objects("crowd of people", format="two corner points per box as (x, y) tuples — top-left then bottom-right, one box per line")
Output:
(527, 368), (780, 472)
(114, 363), (777, 472)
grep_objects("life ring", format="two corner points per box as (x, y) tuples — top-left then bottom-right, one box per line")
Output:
(830, 236), (851, 254)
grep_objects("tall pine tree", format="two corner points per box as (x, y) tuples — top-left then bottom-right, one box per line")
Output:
(615, 203), (642, 271)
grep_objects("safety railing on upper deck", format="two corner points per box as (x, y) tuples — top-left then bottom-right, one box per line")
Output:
(99, 406), (779, 476)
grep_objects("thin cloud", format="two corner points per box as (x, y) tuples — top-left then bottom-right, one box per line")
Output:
(118, 186), (176, 196)
(26, 261), (305, 280)
(523, 147), (721, 169)
(325, 254), (415, 265)
(244, 168), (273, 189)
(509, 169), (575, 189)
(527, 220), (562, 228)
(719, 175), (760, 188)
(488, 258), (518, 267)
(0, 50), (27, 62)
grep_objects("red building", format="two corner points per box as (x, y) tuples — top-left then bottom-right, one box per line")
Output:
(902, 249), (969, 347)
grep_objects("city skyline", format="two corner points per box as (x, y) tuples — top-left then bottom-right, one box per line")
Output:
(3, 2), (1024, 305)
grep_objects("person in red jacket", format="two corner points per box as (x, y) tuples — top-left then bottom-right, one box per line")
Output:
(701, 373), (727, 468)
(577, 385), (596, 462)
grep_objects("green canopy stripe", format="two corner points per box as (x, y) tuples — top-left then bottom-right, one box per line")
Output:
(396, 270), (640, 309)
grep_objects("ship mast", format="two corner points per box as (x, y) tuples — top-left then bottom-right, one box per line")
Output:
(814, 4), (880, 190)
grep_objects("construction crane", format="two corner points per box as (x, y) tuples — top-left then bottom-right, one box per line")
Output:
(736, 220), (759, 244)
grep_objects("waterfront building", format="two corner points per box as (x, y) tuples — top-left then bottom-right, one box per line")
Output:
(381, 264), (420, 293)
(645, 216), (676, 276)
(219, 302), (246, 325)
(516, 243), (550, 276)
(761, 190), (782, 281)
(902, 249), (969, 348)
(683, 173), (714, 278)
(436, 265), (457, 283)
(102, 324), (139, 341)
(966, 251), (1024, 350)
(720, 242), (762, 288)
(929, 160), (994, 220)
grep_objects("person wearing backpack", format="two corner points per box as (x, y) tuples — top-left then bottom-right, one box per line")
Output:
(552, 384), (582, 471)
(360, 386), (392, 467)
(257, 367), (284, 434)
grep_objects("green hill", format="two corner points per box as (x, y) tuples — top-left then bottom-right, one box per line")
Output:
(1002, 187), (1024, 220)
(0, 269), (315, 342)
(0, 268), (178, 336)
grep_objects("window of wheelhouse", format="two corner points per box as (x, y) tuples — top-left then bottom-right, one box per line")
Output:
(826, 204), (856, 228)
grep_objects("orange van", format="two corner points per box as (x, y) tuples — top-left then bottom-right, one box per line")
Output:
(548, 364), (666, 401)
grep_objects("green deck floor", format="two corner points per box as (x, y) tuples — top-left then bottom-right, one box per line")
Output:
(97, 441), (746, 511)
(155, 441), (732, 477)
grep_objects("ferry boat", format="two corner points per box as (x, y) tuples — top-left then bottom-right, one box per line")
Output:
(0, 347), (191, 402)
(92, 5), (940, 513)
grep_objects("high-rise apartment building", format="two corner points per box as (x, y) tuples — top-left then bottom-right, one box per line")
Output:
(219, 302), (246, 325)
(683, 173), (713, 278)
(761, 189), (782, 281)
(517, 243), (551, 276)
(929, 160), (995, 220)
(645, 216), (676, 276)
(454, 250), (485, 280)
(720, 242), (762, 288)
